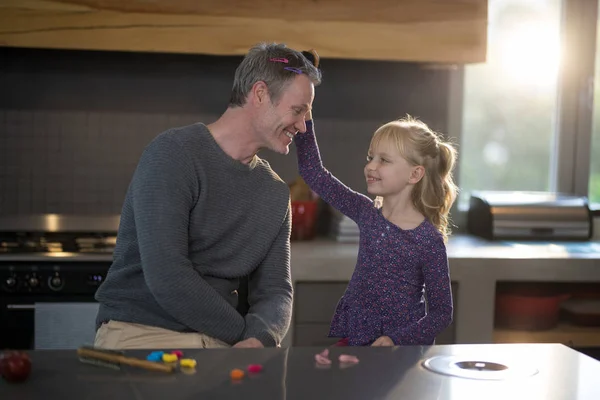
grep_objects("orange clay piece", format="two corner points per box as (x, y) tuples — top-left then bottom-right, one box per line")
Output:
(230, 368), (245, 379)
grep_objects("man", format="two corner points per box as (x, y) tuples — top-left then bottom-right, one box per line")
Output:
(94, 43), (322, 349)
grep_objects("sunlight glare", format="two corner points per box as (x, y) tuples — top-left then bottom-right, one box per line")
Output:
(497, 21), (560, 87)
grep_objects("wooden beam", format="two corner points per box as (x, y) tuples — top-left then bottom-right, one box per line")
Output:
(0, 0), (487, 63)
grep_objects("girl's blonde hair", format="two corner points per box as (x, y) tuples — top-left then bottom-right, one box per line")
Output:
(370, 116), (459, 242)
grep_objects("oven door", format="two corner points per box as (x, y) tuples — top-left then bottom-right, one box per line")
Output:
(0, 295), (99, 350)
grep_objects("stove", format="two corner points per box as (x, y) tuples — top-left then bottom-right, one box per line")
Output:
(0, 214), (119, 350)
(0, 214), (119, 254)
(0, 235), (117, 254)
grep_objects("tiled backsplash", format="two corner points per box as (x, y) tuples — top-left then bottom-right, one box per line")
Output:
(0, 110), (207, 214)
(0, 47), (450, 215)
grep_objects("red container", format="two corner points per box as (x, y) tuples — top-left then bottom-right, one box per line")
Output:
(291, 201), (318, 241)
(495, 293), (570, 331)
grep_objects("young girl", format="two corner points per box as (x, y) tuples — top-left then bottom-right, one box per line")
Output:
(295, 113), (458, 347)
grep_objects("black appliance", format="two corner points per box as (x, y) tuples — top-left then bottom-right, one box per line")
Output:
(0, 214), (118, 350)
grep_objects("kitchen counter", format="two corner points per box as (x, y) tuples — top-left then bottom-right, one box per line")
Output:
(4, 235), (600, 346)
(288, 235), (600, 347)
(290, 234), (600, 282)
(290, 235), (600, 291)
(3, 234), (599, 265)
(2, 344), (599, 399)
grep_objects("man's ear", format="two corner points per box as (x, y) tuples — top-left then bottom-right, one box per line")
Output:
(409, 165), (425, 184)
(250, 81), (270, 106)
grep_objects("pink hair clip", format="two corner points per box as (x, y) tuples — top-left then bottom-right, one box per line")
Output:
(269, 57), (289, 63)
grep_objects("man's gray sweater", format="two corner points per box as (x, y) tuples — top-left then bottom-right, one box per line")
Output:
(95, 123), (293, 347)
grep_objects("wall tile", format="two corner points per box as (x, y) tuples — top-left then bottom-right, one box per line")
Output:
(0, 47), (450, 215)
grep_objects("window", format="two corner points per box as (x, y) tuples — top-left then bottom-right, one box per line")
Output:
(458, 0), (563, 207)
(590, 7), (600, 204)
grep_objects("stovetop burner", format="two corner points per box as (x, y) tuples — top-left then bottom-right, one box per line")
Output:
(422, 355), (539, 380)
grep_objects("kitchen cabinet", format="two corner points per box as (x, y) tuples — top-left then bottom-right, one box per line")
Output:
(494, 324), (600, 348)
(0, 0), (487, 63)
(292, 281), (458, 346)
(492, 281), (600, 355)
(293, 282), (347, 346)
(294, 282), (347, 324)
(284, 236), (600, 352)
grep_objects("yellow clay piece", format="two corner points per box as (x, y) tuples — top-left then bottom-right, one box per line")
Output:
(162, 353), (178, 363)
(180, 359), (197, 368)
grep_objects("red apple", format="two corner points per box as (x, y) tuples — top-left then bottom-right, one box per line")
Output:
(0, 351), (32, 383)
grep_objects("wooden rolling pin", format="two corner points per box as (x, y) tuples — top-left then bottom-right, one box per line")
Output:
(77, 346), (175, 373)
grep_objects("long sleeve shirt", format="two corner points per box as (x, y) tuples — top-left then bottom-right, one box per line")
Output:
(295, 120), (453, 346)
(95, 122), (293, 346)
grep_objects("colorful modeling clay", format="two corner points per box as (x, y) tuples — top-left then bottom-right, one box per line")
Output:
(171, 350), (184, 359)
(230, 368), (245, 379)
(338, 354), (359, 364)
(314, 348), (332, 365)
(247, 364), (263, 373)
(180, 359), (197, 368)
(146, 351), (164, 362)
(162, 353), (178, 363)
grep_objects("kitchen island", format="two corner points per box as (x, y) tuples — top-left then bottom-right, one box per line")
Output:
(1, 344), (599, 399)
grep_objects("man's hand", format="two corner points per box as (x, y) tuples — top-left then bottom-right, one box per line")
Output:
(371, 336), (394, 347)
(232, 338), (264, 348)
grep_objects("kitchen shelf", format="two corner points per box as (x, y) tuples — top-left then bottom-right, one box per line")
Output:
(494, 323), (600, 348)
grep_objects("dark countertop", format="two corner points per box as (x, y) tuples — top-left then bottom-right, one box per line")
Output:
(2, 344), (600, 399)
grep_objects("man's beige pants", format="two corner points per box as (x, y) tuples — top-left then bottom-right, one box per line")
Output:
(94, 320), (230, 350)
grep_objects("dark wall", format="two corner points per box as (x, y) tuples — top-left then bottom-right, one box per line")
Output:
(0, 47), (451, 215)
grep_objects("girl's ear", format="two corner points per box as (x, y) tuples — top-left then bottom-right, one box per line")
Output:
(409, 165), (425, 184)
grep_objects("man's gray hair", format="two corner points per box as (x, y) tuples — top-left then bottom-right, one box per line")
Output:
(229, 42), (322, 107)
